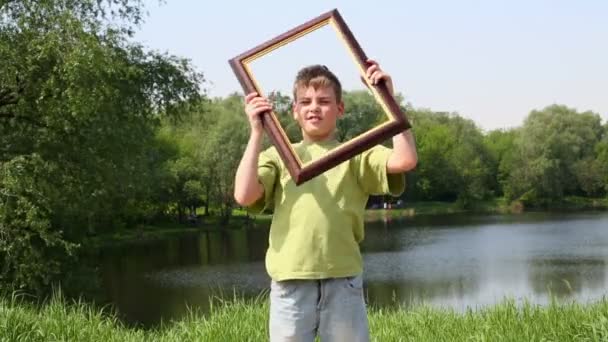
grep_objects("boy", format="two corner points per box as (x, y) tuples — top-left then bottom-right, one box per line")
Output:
(234, 60), (417, 341)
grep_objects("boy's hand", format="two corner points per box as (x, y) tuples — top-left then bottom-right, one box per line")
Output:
(244, 92), (272, 135)
(365, 59), (395, 96)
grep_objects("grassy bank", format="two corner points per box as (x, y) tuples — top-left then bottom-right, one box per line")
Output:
(85, 213), (272, 247)
(88, 197), (607, 247)
(2, 294), (608, 341)
(365, 196), (608, 221)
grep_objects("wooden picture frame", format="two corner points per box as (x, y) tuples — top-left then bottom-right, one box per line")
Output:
(229, 8), (411, 185)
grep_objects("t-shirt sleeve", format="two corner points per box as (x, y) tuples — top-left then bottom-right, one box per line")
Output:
(357, 145), (406, 196)
(247, 147), (279, 214)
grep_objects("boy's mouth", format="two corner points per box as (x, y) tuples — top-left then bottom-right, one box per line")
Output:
(306, 115), (322, 122)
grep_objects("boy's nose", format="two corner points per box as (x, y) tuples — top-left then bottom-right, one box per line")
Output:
(308, 108), (321, 115)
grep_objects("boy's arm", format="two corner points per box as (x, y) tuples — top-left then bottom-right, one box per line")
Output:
(233, 92), (272, 206)
(365, 59), (418, 174)
(387, 129), (417, 174)
(234, 132), (265, 206)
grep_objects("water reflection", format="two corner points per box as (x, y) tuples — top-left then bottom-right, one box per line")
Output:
(98, 211), (608, 326)
(528, 257), (606, 298)
(365, 277), (480, 309)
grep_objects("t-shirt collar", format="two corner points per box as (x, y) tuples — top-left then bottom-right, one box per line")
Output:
(300, 137), (339, 148)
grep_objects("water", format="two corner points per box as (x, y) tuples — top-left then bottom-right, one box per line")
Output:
(97, 211), (608, 326)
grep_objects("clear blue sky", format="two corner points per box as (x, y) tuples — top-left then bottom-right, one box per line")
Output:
(134, 0), (607, 131)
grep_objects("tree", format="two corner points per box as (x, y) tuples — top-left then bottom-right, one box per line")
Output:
(155, 123), (206, 223)
(407, 110), (493, 206)
(0, 0), (203, 293)
(591, 124), (608, 196)
(201, 96), (250, 223)
(484, 129), (517, 197)
(338, 90), (386, 142)
(504, 105), (604, 203)
(269, 91), (301, 143)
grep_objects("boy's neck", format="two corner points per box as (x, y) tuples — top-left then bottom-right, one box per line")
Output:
(302, 132), (337, 144)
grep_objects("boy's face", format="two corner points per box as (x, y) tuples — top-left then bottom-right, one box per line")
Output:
(292, 85), (344, 142)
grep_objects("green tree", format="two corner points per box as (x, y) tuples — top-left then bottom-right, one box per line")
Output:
(156, 95), (252, 224)
(269, 91), (301, 143)
(408, 110), (493, 206)
(156, 123), (207, 222)
(202, 96), (250, 222)
(0, 0), (203, 293)
(590, 124), (608, 195)
(504, 105), (604, 203)
(484, 128), (518, 197)
(337, 90), (386, 142)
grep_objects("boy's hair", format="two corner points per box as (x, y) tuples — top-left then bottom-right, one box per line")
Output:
(293, 65), (342, 103)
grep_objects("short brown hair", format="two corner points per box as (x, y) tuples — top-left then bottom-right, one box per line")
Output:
(293, 65), (342, 102)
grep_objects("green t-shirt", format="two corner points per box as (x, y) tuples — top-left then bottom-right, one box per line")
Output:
(248, 139), (405, 281)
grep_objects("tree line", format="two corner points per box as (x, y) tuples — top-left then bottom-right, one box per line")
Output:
(1, 0), (606, 294)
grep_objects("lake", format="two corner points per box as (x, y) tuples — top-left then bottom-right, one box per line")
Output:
(98, 211), (608, 326)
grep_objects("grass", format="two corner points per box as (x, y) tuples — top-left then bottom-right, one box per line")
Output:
(364, 201), (466, 220)
(554, 196), (608, 210)
(363, 200), (499, 221)
(2, 292), (608, 341)
(364, 197), (608, 222)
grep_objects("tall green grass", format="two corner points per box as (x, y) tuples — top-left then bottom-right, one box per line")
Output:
(2, 293), (607, 341)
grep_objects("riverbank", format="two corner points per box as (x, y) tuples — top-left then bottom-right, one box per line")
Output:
(365, 196), (608, 221)
(2, 294), (607, 341)
(88, 197), (608, 247)
(85, 213), (272, 247)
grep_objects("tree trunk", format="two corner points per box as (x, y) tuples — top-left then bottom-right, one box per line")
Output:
(177, 205), (185, 223)
(204, 185), (210, 216)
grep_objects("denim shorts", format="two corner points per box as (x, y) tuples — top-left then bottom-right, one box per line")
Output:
(269, 274), (370, 342)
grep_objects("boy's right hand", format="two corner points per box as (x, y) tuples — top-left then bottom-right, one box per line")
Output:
(244, 92), (272, 135)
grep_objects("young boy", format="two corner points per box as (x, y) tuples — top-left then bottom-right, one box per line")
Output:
(234, 60), (417, 341)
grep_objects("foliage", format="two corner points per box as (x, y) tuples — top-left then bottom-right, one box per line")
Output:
(407, 110), (494, 207)
(1, 0), (607, 295)
(0, 0), (203, 293)
(503, 105), (605, 203)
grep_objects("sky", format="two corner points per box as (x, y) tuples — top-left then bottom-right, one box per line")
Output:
(133, 0), (608, 131)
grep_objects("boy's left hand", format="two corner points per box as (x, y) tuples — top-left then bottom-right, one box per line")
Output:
(365, 59), (394, 96)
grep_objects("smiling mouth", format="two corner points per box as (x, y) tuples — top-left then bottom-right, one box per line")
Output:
(306, 116), (322, 122)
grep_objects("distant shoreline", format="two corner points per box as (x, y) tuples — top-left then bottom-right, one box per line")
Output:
(365, 196), (608, 221)
(87, 197), (608, 248)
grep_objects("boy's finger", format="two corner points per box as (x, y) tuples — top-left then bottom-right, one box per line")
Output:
(255, 105), (272, 115)
(366, 64), (378, 78)
(366, 64), (378, 74)
(368, 71), (378, 84)
(372, 70), (390, 84)
(249, 97), (269, 107)
(366, 58), (378, 66)
(256, 100), (271, 108)
(244, 92), (259, 103)
(249, 97), (262, 105)
(374, 73), (383, 85)
(370, 70), (384, 81)
(250, 100), (271, 109)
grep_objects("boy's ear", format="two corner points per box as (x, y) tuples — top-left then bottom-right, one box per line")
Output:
(337, 100), (345, 118)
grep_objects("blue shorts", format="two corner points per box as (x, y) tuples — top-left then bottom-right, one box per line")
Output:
(269, 274), (370, 342)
